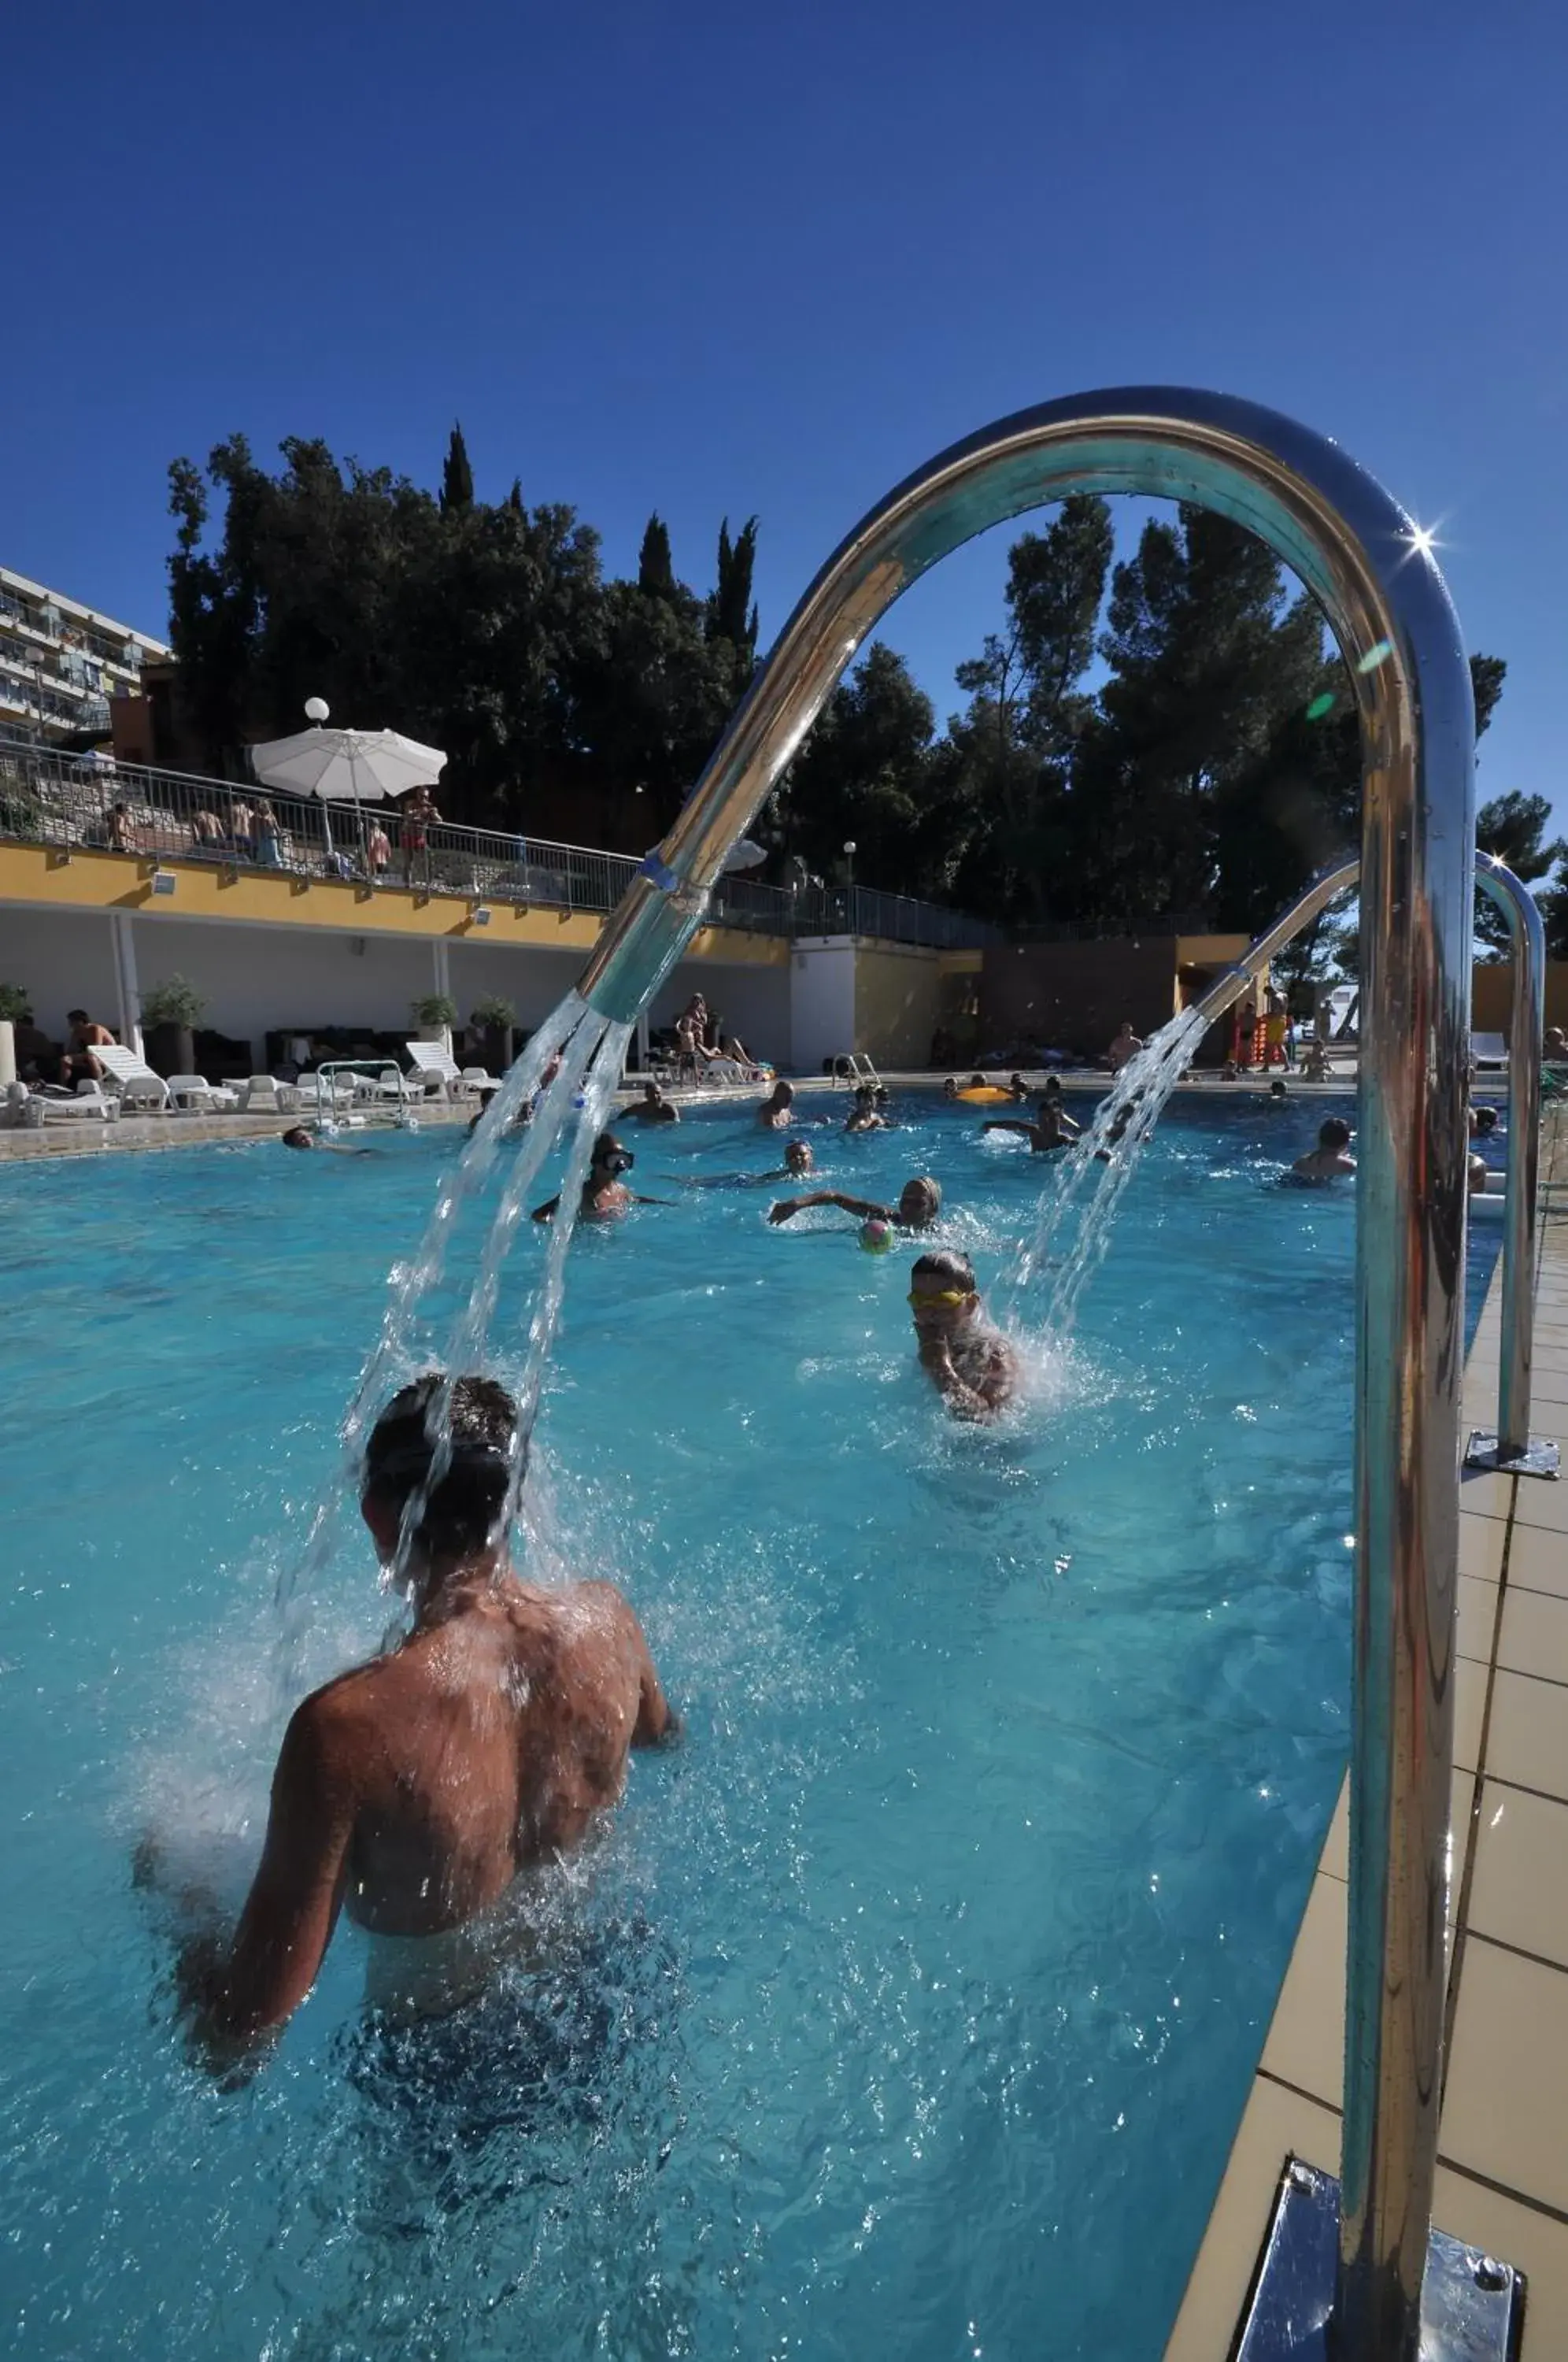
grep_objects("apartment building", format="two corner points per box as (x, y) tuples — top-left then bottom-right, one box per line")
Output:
(0, 565), (169, 745)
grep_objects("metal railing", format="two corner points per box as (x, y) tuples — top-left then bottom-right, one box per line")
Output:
(578, 387), (1477, 2362)
(0, 725), (994, 953)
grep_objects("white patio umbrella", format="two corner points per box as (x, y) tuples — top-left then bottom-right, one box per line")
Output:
(249, 702), (447, 859)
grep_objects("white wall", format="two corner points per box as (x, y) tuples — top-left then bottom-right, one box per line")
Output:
(447, 942), (587, 1035)
(0, 909), (121, 1036)
(648, 958), (792, 1067)
(789, 939), (856, 1073)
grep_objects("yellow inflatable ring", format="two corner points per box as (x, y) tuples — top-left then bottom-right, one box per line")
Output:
(956, 1086), (1014, 1104)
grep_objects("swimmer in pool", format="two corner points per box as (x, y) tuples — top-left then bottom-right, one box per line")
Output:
(677, 1139), (816, 1190)
(532, 1131), (669, 1223)
(629, 1080), (679, 1125)
(908, 1249), (1017, 1420)
(1289, 1116), (1356, 1183)
(281, 1125), (373, 1157)
(844, 1086), (886, 1134)
(169, 1372), (677, 2064)
(981, 1097), (1076, 1153)
(757, 1079), (795, 1129)
(767, 1175), (941, 1231)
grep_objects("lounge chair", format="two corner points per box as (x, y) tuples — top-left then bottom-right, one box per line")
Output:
(93, 1045), (171, 1110)
(1470, 1033), (1508, 1073)
(6, 1081), (120, 1125)
(405, 1041), (500, 1099)
(239, 1075), (304, 1113)
(165, 1073), (241, 1113)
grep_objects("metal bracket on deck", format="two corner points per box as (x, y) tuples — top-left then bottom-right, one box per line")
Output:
(1233, 2157), (1525, 2360)
(1465, 1431), (1561, 1481)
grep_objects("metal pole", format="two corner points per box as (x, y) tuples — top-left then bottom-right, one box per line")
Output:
(1474, 853), (1547, 1461)
(571, 390), (1474, 2360)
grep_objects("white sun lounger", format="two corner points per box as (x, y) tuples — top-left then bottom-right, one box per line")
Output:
(93, 1045), (171, 1110)
(165, 1073), (241, 1113)
(1470, 1033), (1508, 1072)
(8, 1082), (121, 1124)
(239, 1075), (305, 1113)
(405, 1042), (500, 1098)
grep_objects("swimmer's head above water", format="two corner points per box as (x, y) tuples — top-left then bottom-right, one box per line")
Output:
(362, 1371), (523, 1577)
(281, 1125), (314, 1150)
(784, 1138), (814, 1176)
(897, 1176), (941, 1229)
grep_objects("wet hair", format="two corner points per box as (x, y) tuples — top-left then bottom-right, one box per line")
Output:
(784, 1139), (812, 1172)
(1041, 1075), (1062, 1098)
(900, 1175), (941, 1216)
(364, 1372), (521, 1558)
(774, 1080), (795, 1104)
(912, 1248), (974, 1291)
(1318, 1117), (1352, 1149)
(968, 1073), (985, 1087)
(592, 1131), (633, 1174)
(1270, 1079), (1288, 1097)
(281, 1125), (312, 1149)
(1474, 1105), (1499, 1134)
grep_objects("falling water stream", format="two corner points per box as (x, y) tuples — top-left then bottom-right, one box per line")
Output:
(1008, 1007), (1211, 1334)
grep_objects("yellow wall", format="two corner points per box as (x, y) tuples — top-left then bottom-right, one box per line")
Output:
(852, 939), (945, 1067)
(0, 843), (786, 970)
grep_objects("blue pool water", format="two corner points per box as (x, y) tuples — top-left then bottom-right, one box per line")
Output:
(0, 1091), (1501, 2360)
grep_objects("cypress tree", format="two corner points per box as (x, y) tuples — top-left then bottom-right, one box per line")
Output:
(637, 513), (676, 599)
(440, 423), (475, 513)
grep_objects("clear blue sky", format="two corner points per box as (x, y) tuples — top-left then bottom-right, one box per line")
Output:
(6, 0), (1564, 818)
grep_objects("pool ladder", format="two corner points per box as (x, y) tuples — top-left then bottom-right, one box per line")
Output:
(572, 387), (1521, 2360)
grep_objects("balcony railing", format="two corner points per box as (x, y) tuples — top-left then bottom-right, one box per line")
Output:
(0, 726), (996, 951)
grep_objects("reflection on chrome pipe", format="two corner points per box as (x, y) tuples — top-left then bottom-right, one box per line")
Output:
(577, 390), (1474, 2360)
(1196, 852), (1544, 1472)
(1472, 854), (1553, 1472)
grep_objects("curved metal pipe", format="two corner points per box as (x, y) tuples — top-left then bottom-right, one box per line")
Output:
(1192, 851), (1542, 1457)
(576, 389), (1474, 2360)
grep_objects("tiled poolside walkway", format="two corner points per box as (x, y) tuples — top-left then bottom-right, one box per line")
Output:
(1167, 1108), (1568, 2355)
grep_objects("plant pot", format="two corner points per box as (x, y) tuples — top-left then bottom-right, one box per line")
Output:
(478, 1025), (512, 1075)
(146, 1022), (194, 1079)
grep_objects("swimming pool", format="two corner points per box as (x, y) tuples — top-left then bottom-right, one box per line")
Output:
(0, 1092), (1501, 2360)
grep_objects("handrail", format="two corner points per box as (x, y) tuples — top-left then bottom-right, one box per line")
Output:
(574, 387), (1476, 2362)
(1192, 849), (1546, 1461)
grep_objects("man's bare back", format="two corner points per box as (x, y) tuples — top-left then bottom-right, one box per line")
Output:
(173, 1375), (675, 2062)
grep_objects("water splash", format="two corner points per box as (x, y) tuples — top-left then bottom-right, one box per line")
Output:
(272, 993), (627, 1693)
(1008, 1008), (1210, 1338)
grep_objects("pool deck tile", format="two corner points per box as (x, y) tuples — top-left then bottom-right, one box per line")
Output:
(1165, 1105), (1568, 2360)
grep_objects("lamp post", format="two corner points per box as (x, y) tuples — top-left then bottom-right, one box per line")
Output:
(843, 839), (856, 931)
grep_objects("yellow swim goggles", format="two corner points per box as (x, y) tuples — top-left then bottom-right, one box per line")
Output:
(907, 1288), (970, 1308)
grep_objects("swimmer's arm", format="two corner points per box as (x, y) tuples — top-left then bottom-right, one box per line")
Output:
(183, 1697), (355, 2064)
(531, 1195), (560, 1223)
(981, 1120), (1034, 1138)
(767, 1190), (885, 1226)
(919, 1337), (992, 1420)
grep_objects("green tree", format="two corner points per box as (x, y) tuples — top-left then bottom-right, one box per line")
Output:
(708, 516), (759, 659)
(440, 423), (474, 513)
(1476, 790), (1568, 955)
(775, 644), (954, 894)
(637, 515), (675, 599)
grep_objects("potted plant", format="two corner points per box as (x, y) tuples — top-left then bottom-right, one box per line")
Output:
(141, 974), (207, 1079)
(412, 991), (459, 1053)
(468, 993), (517, 1074)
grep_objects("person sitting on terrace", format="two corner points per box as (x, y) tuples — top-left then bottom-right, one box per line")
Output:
(164, 1372), (676, 2063)
(228, 798), (255, 857)
(769, 1175), (941, 1231)
(982, 1096), (1076, 1154)
(908, 1250), (1018, 1421)
(1289, 1116), (1355, 1183)
(1105, 1021), (1143, 1074)
(190, 809), (224, 853)
(631, 1080), (680, 1125)
(533, 1131), (665, 1224)
(845, 1086), (886, 1134)
(106, 802), (135, 853)
(758, 1079), (795, 1129)
(59, 1009), (113, 1090)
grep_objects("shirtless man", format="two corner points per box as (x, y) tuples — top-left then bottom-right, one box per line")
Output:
(908, 1250), (1018, 1420)
(982, 1094), (1077, 1153)
(679, 1139), (815, 1190)
(1105, 1021), (1143, 1074)
(171, 1373), (675, 2064)
(533, 1131), (664, 1223)
(629, 1080), (680, 1125)
(844, 1086), (886, 1135)
(281, 1125), (372, 1157)
(61, 1008), (114, 1089)
(1289, 1116), (1355, 1183)
(768, 1174), (941, 1231)
(757, 1079), (795, 1129)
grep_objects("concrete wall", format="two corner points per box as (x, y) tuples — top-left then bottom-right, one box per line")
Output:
(979, 937), (1181, 1061)
(646, 960), (791, 1067)
(0, 907), (121, 1037)
(790, 939), (856, 1072)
